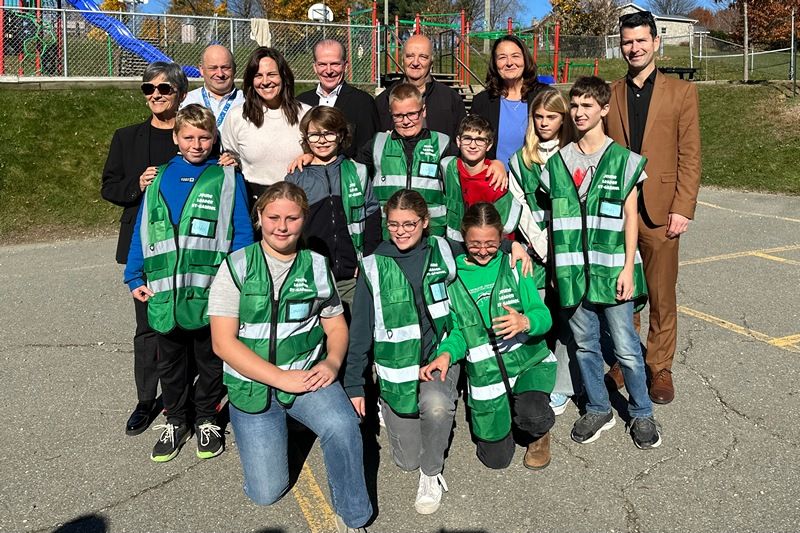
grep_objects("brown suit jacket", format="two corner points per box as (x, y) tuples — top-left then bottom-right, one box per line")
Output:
(605, 71), (701, 226)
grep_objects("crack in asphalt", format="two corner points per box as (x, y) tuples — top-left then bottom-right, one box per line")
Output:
(694, 436), (738, 476)
(550, 435), (591, 469)
(620, 453), (680, 533)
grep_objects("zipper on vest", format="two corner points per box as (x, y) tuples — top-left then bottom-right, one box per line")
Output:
(393, 252), (426, 366)
(160, 190), (181, 329)
(579, 201), (590, 299)
(326, 166), (340, 275)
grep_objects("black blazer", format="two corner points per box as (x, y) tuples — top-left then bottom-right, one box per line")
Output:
(297, 82), (380, 158)
(101, 120), (177, 264)
(469, 83), (548, 160)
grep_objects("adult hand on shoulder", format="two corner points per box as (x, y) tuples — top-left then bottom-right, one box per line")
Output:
(666, 213), (690, 239)
(303, 359), (339, 391)
(493, 305), (530, 340)
(420, 353), (450, 382)
(350, 396), (366, 418)
(486, 160), (509, 191)
(509, 241), (533, 277)
(139, 166), (158, 192)
(287, 153), (314, 173)
(131, 285), (154, 302)
(218, 151), (238, 167)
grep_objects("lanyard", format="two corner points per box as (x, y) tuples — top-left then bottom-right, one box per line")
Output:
(202, 87), (237, 128)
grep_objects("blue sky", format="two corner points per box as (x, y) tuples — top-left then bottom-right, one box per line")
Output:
(520, 0), (721, 23)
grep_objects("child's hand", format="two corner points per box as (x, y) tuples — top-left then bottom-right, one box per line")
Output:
(509, 242), (533, 277)
(486, 160), (509, 191)
(218, 151), (238, 167)
(131, 285), (154, 302)
(350, 396), (366, 418)
(420, 353), (451, 382)
(277, 369), (314, 394)
(303, 359), (339, 391)
(139, 166), (158, 192)
(287, 153), (314, 173)
(616, 266), (635, 301)
(493, 305), (530, 340)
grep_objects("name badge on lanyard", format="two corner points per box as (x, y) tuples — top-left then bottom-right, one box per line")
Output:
(202, 87), (236, 128)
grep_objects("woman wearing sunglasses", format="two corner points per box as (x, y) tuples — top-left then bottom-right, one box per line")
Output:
(101, 61), (189, 438)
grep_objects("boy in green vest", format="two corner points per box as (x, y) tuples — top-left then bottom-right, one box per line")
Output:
(440, 115), (522, 242)
(535, 76), (661, 449)
(125, 104), (253, 462)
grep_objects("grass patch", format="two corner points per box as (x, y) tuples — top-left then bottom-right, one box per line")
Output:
(0, 82), (797, 243)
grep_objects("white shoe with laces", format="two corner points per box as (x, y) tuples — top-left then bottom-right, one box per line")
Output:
(335, 514), (367, 533)
(414, 470), (448, 514)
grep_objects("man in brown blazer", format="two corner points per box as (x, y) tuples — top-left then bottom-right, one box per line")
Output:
(604, 11), (701, 404)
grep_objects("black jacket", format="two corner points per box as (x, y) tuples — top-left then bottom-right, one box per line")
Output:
(297, 82), (381, 159)
(375, 78), (466, 144)
(469, 83), (548, 160)
(101, 120), (178, 264)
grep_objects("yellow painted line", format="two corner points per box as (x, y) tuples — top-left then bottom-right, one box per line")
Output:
(678, 306), (800, 354)
(697, 200), (800, 223)
(680, 244), (800, 266)
(769, 333), (800, 348)
(291, 463), (336, 533)
(751, 252), (800, 266)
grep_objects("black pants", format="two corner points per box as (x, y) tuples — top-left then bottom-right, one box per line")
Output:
(133, 298), (159, 402)
(156, 326), (222, 425)
(475, 391), (554, 470)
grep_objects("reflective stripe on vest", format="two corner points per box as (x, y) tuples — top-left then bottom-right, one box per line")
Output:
(140, 164), (236, 333)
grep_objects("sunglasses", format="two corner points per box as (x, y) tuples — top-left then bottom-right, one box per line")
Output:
(141, 82), (175, 96)
(619, 10), (654, 24)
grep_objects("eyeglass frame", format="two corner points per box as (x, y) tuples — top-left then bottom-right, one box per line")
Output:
(465, 241), (501, 252)
(386, 218), (423, 232)
(390, 108), (424, 123)
(459, 135), (491, 148)
(141, 82), (176, 96)
(305, 131), (340, 143)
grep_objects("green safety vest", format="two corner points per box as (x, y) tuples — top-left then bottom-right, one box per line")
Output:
(372, 131), (449, 238)
(541, 142), (648, 308)
(339, 158), (370, 258)
(508, 150), (552, 291)
(222, 244), (335, 413)
(440, 156), (522, 242)
(360, 236), (456, 416)
(141, 163), (236, 334)
(448, 252), (556, 442)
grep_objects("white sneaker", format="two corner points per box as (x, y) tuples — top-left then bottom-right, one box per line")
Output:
(377, 401), (386, 428)
(414, 470), (448, 514)
(335, 514), (367, 533)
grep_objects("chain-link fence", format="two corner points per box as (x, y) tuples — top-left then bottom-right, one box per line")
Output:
(0, 4), (378, 84)
(692, 32), (797, 82)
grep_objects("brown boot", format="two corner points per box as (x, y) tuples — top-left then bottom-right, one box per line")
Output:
(605, 362), (625, 390)
(649, 369), (675, 404)
(524, 432), (551, 470)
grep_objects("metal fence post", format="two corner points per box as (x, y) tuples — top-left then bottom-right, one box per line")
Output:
(229, 18), (234, 54)
(61, 8), (68, 77)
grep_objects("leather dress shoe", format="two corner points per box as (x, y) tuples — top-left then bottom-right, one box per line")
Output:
(126, 401), (155, 436)
(649, 369), (675, 404)
(604, 362), (625, 390)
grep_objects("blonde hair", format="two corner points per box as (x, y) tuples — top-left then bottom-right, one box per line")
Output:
(174, 103), (217, 137)
(388, 82), (423, 107)
(521, 89), (576, 168)
(253, 182), (308, 228)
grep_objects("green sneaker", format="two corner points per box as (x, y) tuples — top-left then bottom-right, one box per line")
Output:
(151, 423), (192, 463)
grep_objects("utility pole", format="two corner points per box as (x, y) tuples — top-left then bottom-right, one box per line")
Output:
(743, 0), (748, 82)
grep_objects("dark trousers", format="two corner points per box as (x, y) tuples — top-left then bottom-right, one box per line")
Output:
(133, 298), (159, 402)
(156, 326), (223, 425)
(476, 391), (554, 470)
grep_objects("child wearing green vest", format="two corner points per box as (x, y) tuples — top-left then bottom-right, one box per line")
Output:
(208, 183), (372, 533)
(440, 114), (522, 243)
(425, 202), (557, 470)
(508, 88), (581, 417)
(125, 104), (253, 463)
(534, 76), (662, 449)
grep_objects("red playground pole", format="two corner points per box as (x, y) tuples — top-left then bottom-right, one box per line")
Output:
(553, 22), (560, 79)
(465, 21), (471, 85)
(562, 58), (570, 83)
(0, 0), (5, 75)
(507, 17), (512, 34)
(414, 13), (420, 34)
(347, 8), (353, 82)
(593, 57), (599, 76)
(533, 34), (538, 63)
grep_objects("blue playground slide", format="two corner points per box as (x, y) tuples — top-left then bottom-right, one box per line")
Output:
(65, 0), (200, 77)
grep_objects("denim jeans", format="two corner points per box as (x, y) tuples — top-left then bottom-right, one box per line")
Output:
(563, 301), (653, 418)
(229, 383), (372, 529)
(380, 364), (460, 476)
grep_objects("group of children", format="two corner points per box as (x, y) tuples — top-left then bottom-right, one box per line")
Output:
(124, 74), (661, 532)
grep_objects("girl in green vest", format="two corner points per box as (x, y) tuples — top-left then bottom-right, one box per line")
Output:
(424, 202), (557, 470)
(208, 182), (372, 533)
(508, 88), (581, 418)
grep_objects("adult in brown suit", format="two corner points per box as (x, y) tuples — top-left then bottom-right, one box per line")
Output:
(604, 11), (701, 404)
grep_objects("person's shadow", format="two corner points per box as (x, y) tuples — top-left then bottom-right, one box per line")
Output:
(52, 514), (108, 533)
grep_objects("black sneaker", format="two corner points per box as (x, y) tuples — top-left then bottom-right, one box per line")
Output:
(571, 411), (616, 444)
(195, 419), (224, 459)
(630, 416), (662, 449)
(151, 422), (192, 463)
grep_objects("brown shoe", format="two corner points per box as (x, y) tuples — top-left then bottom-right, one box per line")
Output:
(604, 362), (625, 390)
(523, 432), (551, 470)
(649, 369), (675, 404)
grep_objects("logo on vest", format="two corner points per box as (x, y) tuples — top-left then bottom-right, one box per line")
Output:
(427, 262), (446, 277)
(347, 183), (364, 199)
(191, 193), (217, 212)
(289, 278), (313, 293)
(497, 287), (521, 308)
(600, 175), (620, 192)
(420, 145), (437, 157)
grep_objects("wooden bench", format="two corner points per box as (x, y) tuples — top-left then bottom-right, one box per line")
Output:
(658, 66), (698, 80)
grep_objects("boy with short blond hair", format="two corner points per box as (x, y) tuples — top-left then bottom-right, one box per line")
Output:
(125, 103), (253, 462)
(532, 76), (661, 449)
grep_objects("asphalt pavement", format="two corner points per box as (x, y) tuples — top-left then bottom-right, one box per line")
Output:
(1, 186), (798, 533)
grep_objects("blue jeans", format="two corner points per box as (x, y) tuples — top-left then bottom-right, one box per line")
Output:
(229, 383), (372, 529)
(563, 301), (653, 418)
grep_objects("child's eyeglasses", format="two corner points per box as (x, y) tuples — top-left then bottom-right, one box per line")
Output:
(466, 241), (500, 253)
(386, 218), (422, 232)
(459, 135), (489, 147)
(391, 109), (423, 122)
(141, 82), (175, 96)
(306, 131), (339, 143)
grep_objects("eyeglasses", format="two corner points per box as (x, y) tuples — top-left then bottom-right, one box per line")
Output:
(386, 218), (422, 232)
(306, 131), (339, 143)
(391, 109), (423, 123)
(466, 241), (500, 253)
(459, 135), (489, 147)
(141, 82), (175, 96)
(619, 10), (654, 24)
